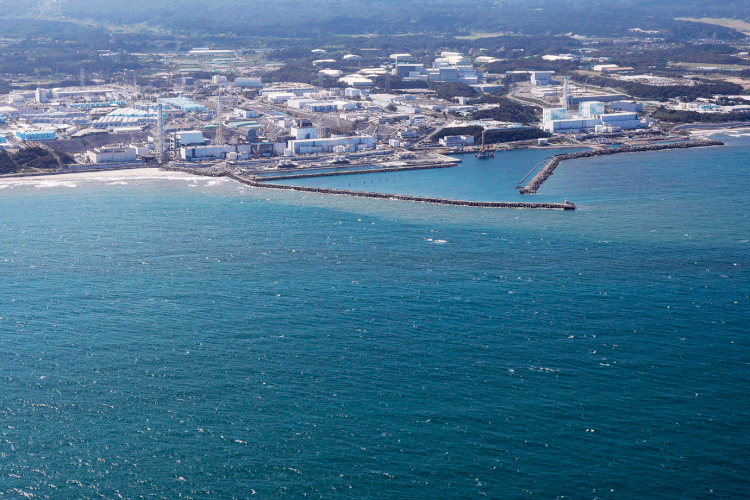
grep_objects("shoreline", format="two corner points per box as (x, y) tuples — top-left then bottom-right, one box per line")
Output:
(0, 167), (197, 184)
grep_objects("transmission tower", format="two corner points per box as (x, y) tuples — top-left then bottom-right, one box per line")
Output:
(214, 94), (225, 145)
(156, 103), (164, 164)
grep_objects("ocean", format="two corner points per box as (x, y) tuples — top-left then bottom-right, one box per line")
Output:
(1, 132), (749, 499)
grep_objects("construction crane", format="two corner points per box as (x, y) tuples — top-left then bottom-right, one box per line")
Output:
(214, 94), (225, 145)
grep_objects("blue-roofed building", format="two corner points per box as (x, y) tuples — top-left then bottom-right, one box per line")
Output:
(158, 97), (207, 112)
(70, 101), (126, 110)
(16, 129), (56, 141)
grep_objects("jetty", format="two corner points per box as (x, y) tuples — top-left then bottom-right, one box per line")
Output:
(518, 140), (724, 194)
(160, 165), (575, 210)
(257, 162), (458, 182)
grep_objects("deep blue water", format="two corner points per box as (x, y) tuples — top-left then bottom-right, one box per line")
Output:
(1, 132), (749, 499)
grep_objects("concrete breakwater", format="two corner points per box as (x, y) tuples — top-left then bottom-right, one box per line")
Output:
(230, 174), (576, 210)
(158, 166), (575, 209)
(257, 162), (457, 181)
(519, 140), (725, 194)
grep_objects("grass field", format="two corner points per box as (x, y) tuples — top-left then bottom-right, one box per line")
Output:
(676, 17), (750, 34)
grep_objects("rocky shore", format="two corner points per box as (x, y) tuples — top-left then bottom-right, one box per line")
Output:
(519, 140), (725, 194)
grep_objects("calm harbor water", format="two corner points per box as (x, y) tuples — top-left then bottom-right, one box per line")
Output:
(1, 133), (749, 499)
(274, 147), (590, 202)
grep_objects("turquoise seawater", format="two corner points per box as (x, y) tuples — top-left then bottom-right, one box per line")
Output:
(1, 133), (749, 499)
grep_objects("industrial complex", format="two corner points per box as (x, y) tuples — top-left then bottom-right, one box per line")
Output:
(1, 44), (746, 178)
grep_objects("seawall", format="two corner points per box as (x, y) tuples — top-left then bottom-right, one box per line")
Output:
(159, 165), (575, 210)
(257, 162), (457, 181)
(230, 174), (576, 210)
(519, 140), (725, 194)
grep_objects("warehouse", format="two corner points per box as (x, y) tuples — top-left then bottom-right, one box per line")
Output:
(15, 129), (56, 141)
(287, 136), (376, 155)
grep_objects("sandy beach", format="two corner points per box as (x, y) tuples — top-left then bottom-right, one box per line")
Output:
(0, 167), (205, 186)
(687, 125), (750, 138)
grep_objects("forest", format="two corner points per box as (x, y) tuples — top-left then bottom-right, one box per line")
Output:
(0, 147), (74, 174)
(432, 125), (550, 145)
(569, 74), (746, 101)
(651, 107), (750, 124)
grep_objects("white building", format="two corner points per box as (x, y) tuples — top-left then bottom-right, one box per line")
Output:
(319, 69), (343, 78)
(531, 71), (554, 86)
(261, 83), (316, 97)
(291, 126), (317, 140)
(542, 105), (643, 132)
(339, 75), (374, 87)
(180, 144), (285, 161)
(287, 136), (376, 155)
(543, 108), (569, 123)
(543, 118), (601, 133)
(405, 55), (480, 85)
(475, 56), (500, 64)
(599, 112), (642, 130)
(542, 54), (578, 62)
(439, 135), (474, 147)
(212, 75), (228, 85)
(51, 87), (114, 99)
(234, 77), (263, 88)
(171, 130), (208, 149)
(343, 54), (362, 62)
(265, 92), (298, 104)
(594, 64), (619, 72)
(390, 53), (413, 63)
(579, 101), (606, 117)
(234, 108), (258, 119)
(35, 88), (49, 103)
(86, 145), (138, 163)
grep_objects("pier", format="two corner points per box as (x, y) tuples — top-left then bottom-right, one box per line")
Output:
(518, 140), (725, 194)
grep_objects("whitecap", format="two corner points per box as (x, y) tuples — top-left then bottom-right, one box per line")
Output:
(33, 181), (77, 188)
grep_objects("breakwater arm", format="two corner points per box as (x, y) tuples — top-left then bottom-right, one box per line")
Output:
(229, 173), (576, 210)
(159, 165), (575, 210)
(257, 162), (457, 181)
(519, 140), (725, 194)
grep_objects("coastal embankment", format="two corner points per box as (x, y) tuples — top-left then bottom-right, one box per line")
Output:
(257, 162), (457, 182)
(519, 140), (725, 194)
